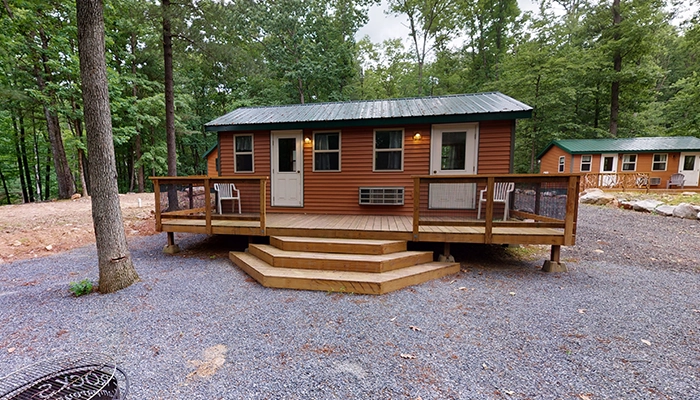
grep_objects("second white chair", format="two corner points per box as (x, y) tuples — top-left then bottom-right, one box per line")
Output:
(477, 182), (515, 221)
(214, 183), (241, 214)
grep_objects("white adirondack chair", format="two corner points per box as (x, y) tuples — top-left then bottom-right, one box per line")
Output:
(477, 182), (515, 221)
(214, 183), (241, 214)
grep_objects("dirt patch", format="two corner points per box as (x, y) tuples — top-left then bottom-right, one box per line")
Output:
(0, 193), (156, 264)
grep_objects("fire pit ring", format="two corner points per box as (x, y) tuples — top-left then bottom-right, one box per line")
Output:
(0, 352), (128, 400)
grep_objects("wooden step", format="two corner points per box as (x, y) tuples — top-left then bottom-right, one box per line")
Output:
(230, 251), (460, 295)
(248, 244), (433, 273)
(270, 236), (406, 255)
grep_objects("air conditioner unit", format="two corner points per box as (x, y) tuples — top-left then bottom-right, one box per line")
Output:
(649, 177), (661, 186)
(359, 187), (404, 205)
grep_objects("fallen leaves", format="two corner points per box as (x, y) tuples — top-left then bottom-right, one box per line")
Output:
(400, 353), (416, 359)
(641, 339), (651, 346)
(409, 326), (421, 332)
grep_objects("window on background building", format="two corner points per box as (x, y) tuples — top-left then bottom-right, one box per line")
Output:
(652, 153), (667, 171)
(622, 154), (637, 171)
(374, 129), (403, 171)
(313, 132), (340, 171)
(580, 155), (592, 172)
(558, 156), (565, 172)
(234, 134), (253, 172)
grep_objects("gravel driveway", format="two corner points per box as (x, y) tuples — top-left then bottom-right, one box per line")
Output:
(0, 204), (698, 399)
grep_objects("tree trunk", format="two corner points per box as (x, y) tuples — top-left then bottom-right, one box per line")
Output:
(18, 115), (35, 202)
(135, 134), (144, 193)
(35, 28), (77, 199)
(130, 32), (145, 194)
(32, 119), (43, 200)
(162, 0), (179, 210)
(0, 164), (11, 204)
(12, 116), (29, 203)
(609, 0), (622, 137)
(77, 0), (139, 293)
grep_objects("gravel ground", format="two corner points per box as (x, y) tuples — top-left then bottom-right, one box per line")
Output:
(0, 204), (698, 399)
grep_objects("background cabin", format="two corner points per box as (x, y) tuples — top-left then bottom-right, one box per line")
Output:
(538, 136), (700, 189)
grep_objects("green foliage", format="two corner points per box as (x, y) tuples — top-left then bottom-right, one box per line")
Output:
(69, 279), (94, 297)
(0, 0), (698, 203)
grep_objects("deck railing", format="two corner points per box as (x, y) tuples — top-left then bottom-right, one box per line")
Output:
(582, 172), (650, 192)
(151, 176), (268, 235)
(413, 174), (580, 245)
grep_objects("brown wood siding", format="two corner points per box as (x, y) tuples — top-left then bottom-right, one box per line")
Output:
(623, 152), (681, 187)
(477, 120), (513, 174)
(285, 125), (431, 215)
(218, 121), (517, 215)
(206, 151), (218, 177)
(539, 145), (569, 174)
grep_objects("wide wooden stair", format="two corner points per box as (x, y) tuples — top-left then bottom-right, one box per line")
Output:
(229, 236), (460, 295)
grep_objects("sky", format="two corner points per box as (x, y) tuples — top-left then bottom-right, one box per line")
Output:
(355, 0), (540, 44)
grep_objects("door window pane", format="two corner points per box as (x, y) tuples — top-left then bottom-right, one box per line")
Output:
(278, 138), (296, 172)
(683, 155), (695, 170)
(441, 132), (466, 170)
(603, 157), (614, 171)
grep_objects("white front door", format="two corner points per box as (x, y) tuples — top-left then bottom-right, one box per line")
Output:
(429, 123), (478, 209)
(271, 130), (303, 207)
(599, 153), (618, 187)
(679, 153), (700, 186)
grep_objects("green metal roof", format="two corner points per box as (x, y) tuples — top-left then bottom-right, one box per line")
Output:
(538, 136), (700, 159)
(204, 92), (532, 132)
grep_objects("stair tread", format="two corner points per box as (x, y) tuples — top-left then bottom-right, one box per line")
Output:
(251, 244), (427, 261)
(271, 236), (405, 246)
(232, 251), (459, 284)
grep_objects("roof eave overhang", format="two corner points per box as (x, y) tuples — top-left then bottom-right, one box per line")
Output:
(204, 111), (533, 132)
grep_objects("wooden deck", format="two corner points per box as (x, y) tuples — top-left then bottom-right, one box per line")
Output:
(161, 213), (570, 245)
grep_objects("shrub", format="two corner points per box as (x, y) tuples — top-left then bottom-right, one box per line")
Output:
(69, 279), (94, 297)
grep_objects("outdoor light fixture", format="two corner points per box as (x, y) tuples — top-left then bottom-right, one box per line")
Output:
(304, 137), (311, 144)
(413, 132), (422, 141)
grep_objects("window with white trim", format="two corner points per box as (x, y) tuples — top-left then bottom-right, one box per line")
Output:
(313, 131), (340, 171)
(652, 153), (667, 171)
(580, 155), (592, 172)
(558, 156), (565, 173)
(234, 134), (253, 172)
(374, 129), (403, 171)
(622, 154), (637, 171)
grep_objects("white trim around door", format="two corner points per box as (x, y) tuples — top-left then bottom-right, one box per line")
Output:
(271, 130), (303, 207)
(679, 152), (700, 187)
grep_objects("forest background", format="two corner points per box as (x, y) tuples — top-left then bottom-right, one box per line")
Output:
(1, 0), (698, 203)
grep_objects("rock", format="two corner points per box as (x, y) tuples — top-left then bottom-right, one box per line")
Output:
(580, 189), (615, 205)
(70, 193), (81, 200)
(632, 199), (664, 212)
(672, 203), (698, 219)
(655, 205), (675, 216)
(619, 200), (635, 210)
(681, 192), (695, 196)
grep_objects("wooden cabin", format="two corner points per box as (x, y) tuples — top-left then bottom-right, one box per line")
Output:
(152, 93), (580, 294)
(538, 137), (700, 190)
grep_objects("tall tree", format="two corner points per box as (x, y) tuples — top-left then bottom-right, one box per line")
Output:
(388, 0), (456, 96)
(162, 0), (178, 209)
(76, 0), (139, 293)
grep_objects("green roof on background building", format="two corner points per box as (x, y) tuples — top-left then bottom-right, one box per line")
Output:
(204, 92), (532, 132)
(538, 136), (700, 159)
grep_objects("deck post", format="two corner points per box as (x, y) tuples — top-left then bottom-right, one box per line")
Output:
(412, 177), (420, 241)
(204, 178), (212, 235)
(438, 242), (455, 262)
(260, 177), (267, 234)
(542, 244), (566, 272)
(163, 231), (180, 254)
(484, 177), (494, 244)
(153, 178), (162, 232)
(563, 175), (579, 246)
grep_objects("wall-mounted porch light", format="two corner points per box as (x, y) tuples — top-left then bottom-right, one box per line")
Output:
(304, 136), (312, 144)
(413, 132), (422, 141)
